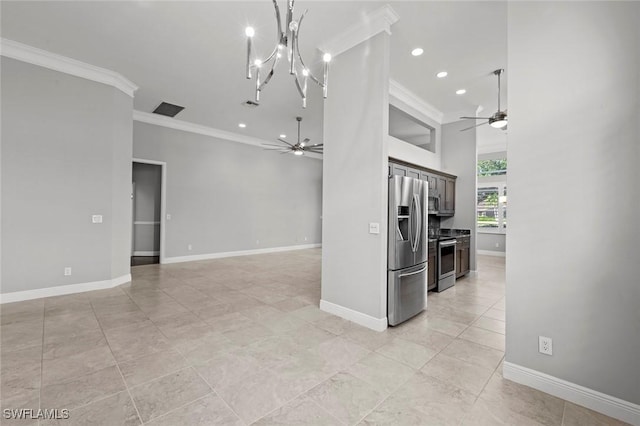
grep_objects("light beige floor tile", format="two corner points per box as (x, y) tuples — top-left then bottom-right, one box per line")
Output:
(1, 345), (42, 400)
(290, 305), (332, 323)
(129, 367), (211, 423)
(419, 316), (470, 337)
(306, 372), (385, 426)
(482, 308), (506, 321)
(426, 305), (480, 325)
(253, 397), (338, 425)
(270, 297), (311, 312)
(147, 393), (242, 426)
(480, 372), (565, 426)
(103, 320), (171, 362)
(203, 311), (256, 333)
(375, 371), (476, 425)
(0, 389), (40, 426)
(1, 319), (44, 352)
(347, 352), (416, 395)
(42, 344), (116, 385)
(421, 353), (494, 396)
(474, 316), (506, 334)
(40, 365), (126, 411)
(313, 315), (352, 335)
(285, 323), (336, 349)
(375, 337), (438, 369)
(194, 349), (262, 389)
(341, 323), (395, 351)
(561, 402), (630, 426)
(118, 348), (189, 387)
(461, 395), (547, 426)
(441, 338), (504, 370)
(392, 325), (455, 352)
(315, 336), (371, 371)
(0, 300), (43, 326)
(43, 329), (105, 359)
(174, 331), (237, 364)
(44, 311), (102, 339)
(40, 391), (140, 426)
(459, 326), (505, 351)
(215, 368), (294, 424)
(262, 313), (309, 334)
(96, 309), (149, 330)
(222, 323), (274, 347)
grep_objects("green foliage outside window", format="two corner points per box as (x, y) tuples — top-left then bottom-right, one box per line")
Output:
(478, 159), (507, 176)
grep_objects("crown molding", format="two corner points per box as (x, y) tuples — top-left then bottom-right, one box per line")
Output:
(319, 4), (399, 57)
(133, 111), (322, 160)
(0, 38), (138, 97)
(389, 79), (444, 125)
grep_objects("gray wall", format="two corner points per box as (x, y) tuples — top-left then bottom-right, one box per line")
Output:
(440, 120), (478, 271)
(477, 233), (505, 254)
(321, 33), (390, 322)
(132, 122), (322, 258)
(132, 162), (161, 254)
(507, 1), (640, 405)
(1, 58), (133, 294)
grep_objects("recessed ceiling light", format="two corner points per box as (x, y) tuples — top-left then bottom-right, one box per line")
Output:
(238, 123), (247, 128)
(411, 48), (424, 57)
(436, 71), (448, 78)
(456, 89), (466, 95)
(280, 134), (286, 138)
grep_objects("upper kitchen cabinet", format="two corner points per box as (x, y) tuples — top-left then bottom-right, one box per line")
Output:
(437, 176), (456, 216)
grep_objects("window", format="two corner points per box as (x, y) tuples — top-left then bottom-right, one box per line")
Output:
(478, 159), (507, 176)
(477, 157), (507, 233)
(477, 184), (507, 233)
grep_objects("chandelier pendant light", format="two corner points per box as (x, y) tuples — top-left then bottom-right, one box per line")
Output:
(245, 0), (331, 108)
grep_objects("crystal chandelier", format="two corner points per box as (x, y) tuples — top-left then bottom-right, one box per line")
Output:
(245, 0), (331, 108)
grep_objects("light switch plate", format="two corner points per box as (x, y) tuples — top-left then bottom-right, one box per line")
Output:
(369, 222), (380, 234)
(92, 215), (103, 223)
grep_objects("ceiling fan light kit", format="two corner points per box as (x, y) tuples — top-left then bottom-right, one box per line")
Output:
(460, 68), (508, 131)
(245, 0), (331, 108)
(262, 116), (323, 156)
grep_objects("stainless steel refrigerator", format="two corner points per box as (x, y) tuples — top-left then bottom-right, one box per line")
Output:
(387, 175), (428, 326)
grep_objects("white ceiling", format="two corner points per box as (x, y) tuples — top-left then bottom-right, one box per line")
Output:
(1, 1), (507, 151)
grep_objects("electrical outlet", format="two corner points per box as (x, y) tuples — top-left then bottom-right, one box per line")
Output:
(304, 236), (308, 241)
(539, 336), (553, 355)
(64, 267), (72, 276)
(92, 215), (103, 223)
(187, 244), (192, 251)
(495, 242), (500, 248)
(166, 214), (172, 220)
(256, 240), (260, 245)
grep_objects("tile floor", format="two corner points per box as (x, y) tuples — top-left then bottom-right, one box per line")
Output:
(0, 250), (629, 425)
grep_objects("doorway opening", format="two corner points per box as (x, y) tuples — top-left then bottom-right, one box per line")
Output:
(131, 160), (166, 266)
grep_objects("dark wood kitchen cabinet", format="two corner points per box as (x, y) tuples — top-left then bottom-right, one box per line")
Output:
(428, 240), (437, 291)
(437, 176), (456, 216)
(456, 236), (471, 279)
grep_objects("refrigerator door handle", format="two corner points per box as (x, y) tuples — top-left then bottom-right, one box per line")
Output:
(408, 194), (415, 252)
(399, 265), (427, 278)
(413, 193), (421, 252)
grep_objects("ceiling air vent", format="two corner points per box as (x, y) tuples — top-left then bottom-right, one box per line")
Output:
(243, 100), (260, 108)
(152, 102), (184, 117)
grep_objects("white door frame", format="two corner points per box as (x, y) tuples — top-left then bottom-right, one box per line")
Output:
(132, 158), (167, 264)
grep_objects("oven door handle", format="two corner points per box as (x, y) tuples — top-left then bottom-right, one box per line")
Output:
(399, 265), (427, 278)
(439, 240), (457, 247)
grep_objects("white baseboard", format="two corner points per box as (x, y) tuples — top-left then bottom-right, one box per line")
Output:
(320, 299), (388, 332)
(133, 251), (159, 256)
(503, 361), (640, 425)
(477, 250), (506, 257)
(163, 243), (321, 264)
(0, 274), (132, 304)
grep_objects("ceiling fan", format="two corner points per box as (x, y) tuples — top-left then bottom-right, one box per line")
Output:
(460, 69), (507, 131)
(262, 116), (323, 156)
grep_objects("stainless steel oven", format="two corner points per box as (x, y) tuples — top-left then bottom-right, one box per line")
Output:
(437, 238), (456, 292)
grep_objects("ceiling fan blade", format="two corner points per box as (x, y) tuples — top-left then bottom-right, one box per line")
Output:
(277, 138), (294, 147)
(263, 143), (290, 148)
(460, 116), (492, 120)
(460, 121), (489, 131)
(303, 138), (311, 143)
